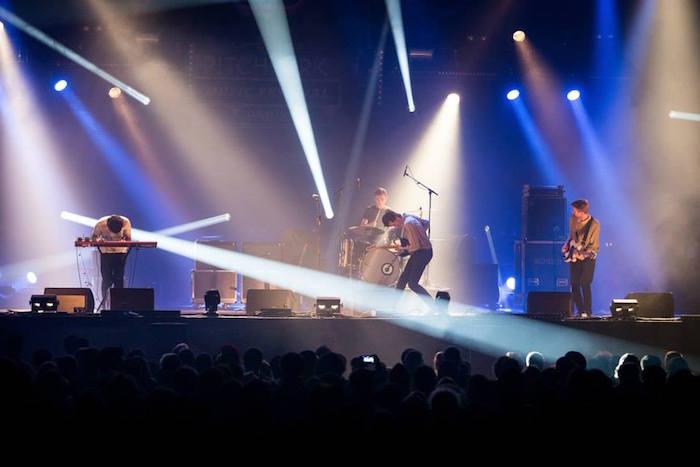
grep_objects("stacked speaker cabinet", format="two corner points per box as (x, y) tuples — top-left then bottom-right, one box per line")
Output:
(521, 185), (567, 242)
(191, 239), (237, 304)
(516, 186), (568, 304)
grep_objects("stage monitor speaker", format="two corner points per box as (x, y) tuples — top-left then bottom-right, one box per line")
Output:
(194, 239), (237, 271)
(245, 289), (295, 316)
(624, 292), (674, 318)
(44, 287), (94, 313)
(527, 291), (571, 318)
(191, 270), (237, 304)
(109, 288), (154, 311)
(241, 242), (283, 301)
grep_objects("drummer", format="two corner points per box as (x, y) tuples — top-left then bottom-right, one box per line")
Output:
(360, 187), (391, 229)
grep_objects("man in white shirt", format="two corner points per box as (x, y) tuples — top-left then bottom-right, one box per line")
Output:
(92, 215), (132, 300)
(381, 209), (433, 302)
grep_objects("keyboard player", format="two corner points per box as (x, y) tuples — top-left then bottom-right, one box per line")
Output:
(92, 215), (132, 300)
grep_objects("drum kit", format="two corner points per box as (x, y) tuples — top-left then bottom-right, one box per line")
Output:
(338, 225), (403, 286)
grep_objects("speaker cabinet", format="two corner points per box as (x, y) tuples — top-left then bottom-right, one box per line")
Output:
(515, 241), (570, 296)
(521, 185), (567, 241)
(624, 292), (674, 318)
(527, 291), (572, 318)
(461, 263), (499, 307)
(109, 288), (154, 311)
(194, 239), (237, 271)
(245, 289), (295, 315)
(241, 242), (283, 301)
(44, 287), (95, 313)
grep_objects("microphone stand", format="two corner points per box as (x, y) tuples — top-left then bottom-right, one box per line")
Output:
(403, 167), (439, 288)
(312, 195), (322, 270)
(403, 168), (438, 239)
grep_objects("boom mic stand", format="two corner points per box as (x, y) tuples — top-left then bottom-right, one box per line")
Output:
(403, 165), (439, 288)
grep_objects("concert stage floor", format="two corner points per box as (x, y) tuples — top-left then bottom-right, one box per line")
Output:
(1, 310), (698, 375)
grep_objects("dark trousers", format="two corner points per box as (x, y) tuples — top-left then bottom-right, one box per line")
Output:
(100, 253), (127, 299)
(570, 258), (595, 314)
(396, 248), (433, 300)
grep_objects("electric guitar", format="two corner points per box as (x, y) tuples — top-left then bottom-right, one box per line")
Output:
(367, 238), (410, 257)
(563, 241), (590, 263)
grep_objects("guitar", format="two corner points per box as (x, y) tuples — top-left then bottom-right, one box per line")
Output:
(367, 238), (410, 257)
(562, 241), (589, 262)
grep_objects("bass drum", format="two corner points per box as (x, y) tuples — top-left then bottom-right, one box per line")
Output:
(360, 248), (401, 286)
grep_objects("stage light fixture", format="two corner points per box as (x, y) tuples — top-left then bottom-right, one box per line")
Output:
(53, 79), (67, 92)
(447, 93), (460, 104)
(108, 87), (122, 99)
(315, 297), (341, 317)
(30, 294), (58, 313)
(610, 298), (638, 320)
(513, 30), (526, 42)
(26, 272), (37, 284)
(506, 89), (520, 101)
(506, 277), (516, 291)
(566, 89), (581, 101)
(204, 289), (220, 316)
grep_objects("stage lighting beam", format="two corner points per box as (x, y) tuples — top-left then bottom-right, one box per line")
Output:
(385, 0), (416, 112)
(249, 0), (334, 219)
(0, 6), (150, 105)
(668, 110), (700, 122)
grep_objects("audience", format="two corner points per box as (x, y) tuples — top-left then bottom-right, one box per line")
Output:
(0, 334), (697, 438)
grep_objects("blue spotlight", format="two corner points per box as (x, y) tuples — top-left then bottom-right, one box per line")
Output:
(506, 89), (520, 101)
(566, 89), (581, 101)
(53, 79), (67, 92)
(505, 276), (516, 291)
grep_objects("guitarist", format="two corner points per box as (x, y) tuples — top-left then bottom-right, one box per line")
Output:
(561, 199), (600, 318)
(379, 210), (433, 301)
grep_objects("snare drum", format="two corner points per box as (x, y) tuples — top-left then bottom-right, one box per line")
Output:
(360, 248), (401, 286)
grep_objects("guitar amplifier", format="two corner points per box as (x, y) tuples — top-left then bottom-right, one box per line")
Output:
(515, 241), (569, 296)
(194, 238), (237, 271)
(241, 242), (283, 302)
(191, 270), (238, 304)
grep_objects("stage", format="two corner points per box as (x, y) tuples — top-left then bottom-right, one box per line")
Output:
(2, 310), (698, 375)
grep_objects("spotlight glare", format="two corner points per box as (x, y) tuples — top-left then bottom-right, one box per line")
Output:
(668, 110), (700, 122)
(505, 276), (516, 291)
(26, 271), (37, 284)
(513, 30), (526, 42)
(108, 87), (122, 99)
(506, 89), (520, 101)
(447, 93), (460, 104)
(53, 79), (67, 92)
(566, 89), (581, 101)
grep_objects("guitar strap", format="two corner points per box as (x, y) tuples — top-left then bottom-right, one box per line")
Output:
(580, 216), (595, 248)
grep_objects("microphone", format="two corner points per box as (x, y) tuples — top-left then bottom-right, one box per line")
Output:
(403, 165), (408, 177)
(311, 193), (320, 200)
(356, 177), (361, 189)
